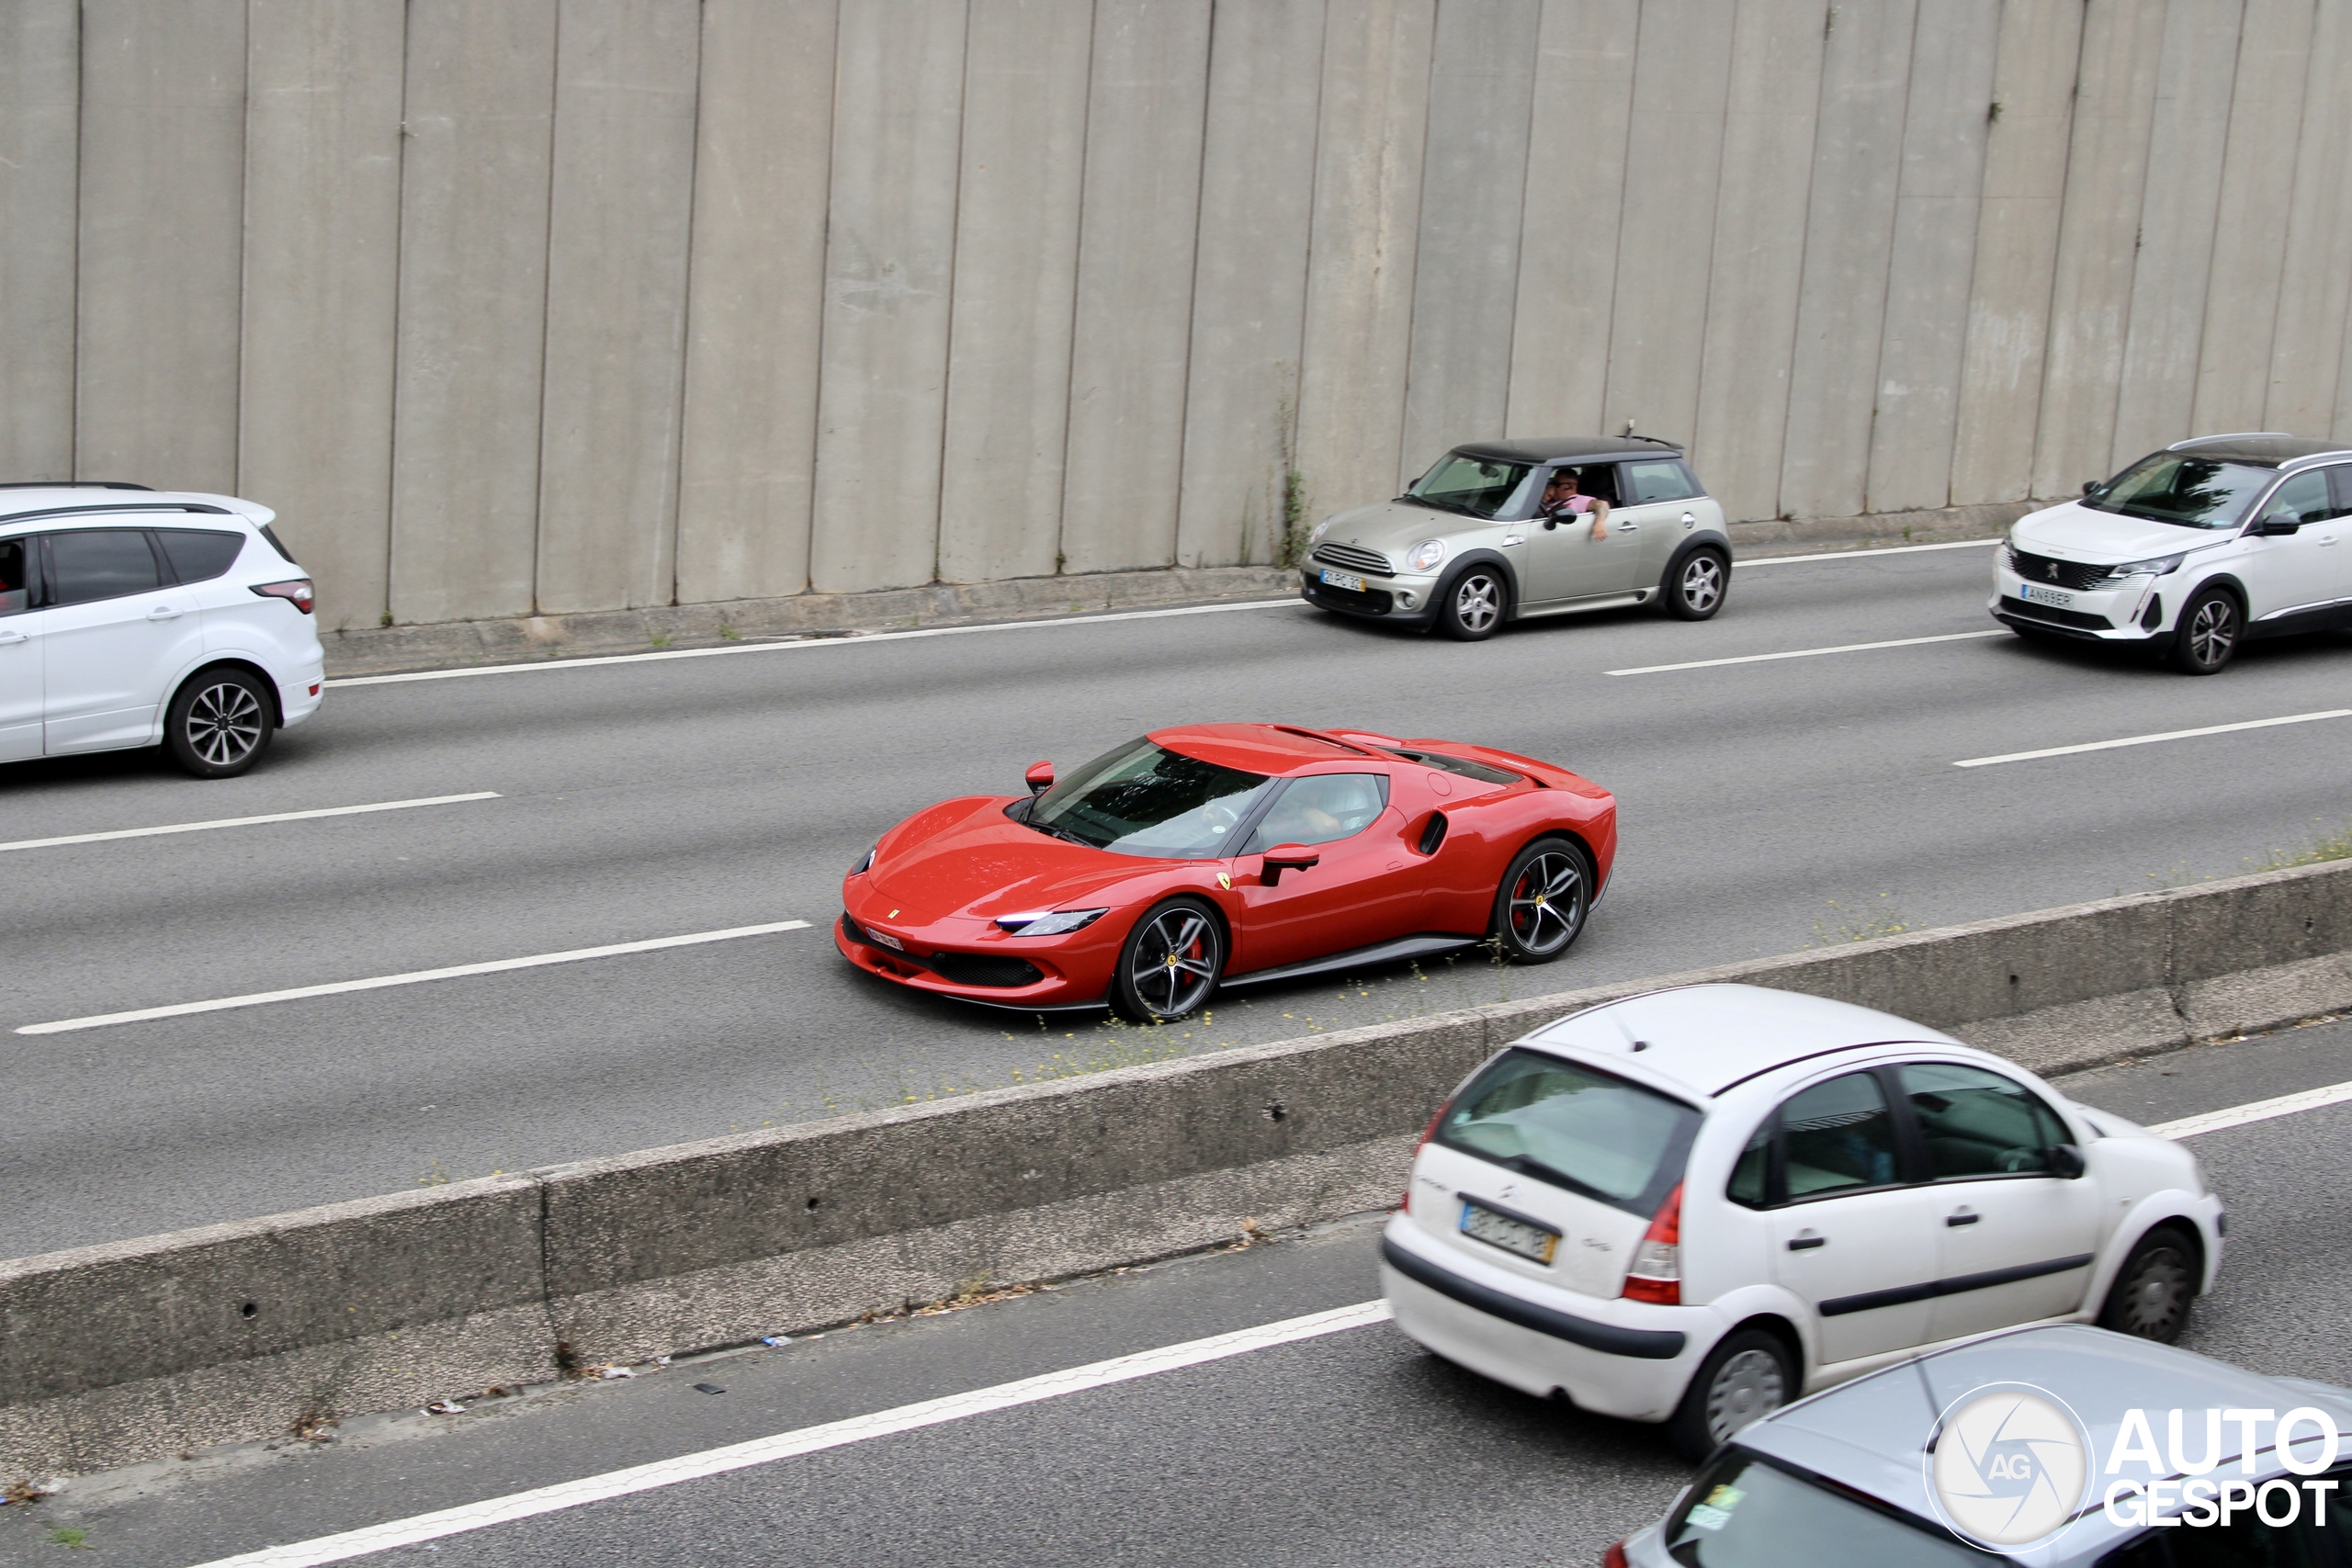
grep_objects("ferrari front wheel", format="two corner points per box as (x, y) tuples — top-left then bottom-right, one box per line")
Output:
(1491, 838), (1593, 964)
(1111, 897), (1225, 1022)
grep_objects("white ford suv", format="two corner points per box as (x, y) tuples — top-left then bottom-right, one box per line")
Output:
(0, 484), (324, 777)
(1991, 433), (2352, 673)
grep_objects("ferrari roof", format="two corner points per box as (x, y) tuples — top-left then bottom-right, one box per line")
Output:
(1148, 723), (1389, 776)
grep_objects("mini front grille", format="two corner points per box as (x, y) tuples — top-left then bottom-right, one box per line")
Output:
(925, 953), (1045, 988)
(2000, 595), (2112, 631)
(2009, 547), (2113, 592)
(1312, 542), (1395, 577)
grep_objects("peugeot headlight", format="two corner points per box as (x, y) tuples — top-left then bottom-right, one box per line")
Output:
(993, 908), (1108, 936)
(849, 845), (876, 875)
(1407, 538), (1447, 573)
(2106, 551), (2186, 580)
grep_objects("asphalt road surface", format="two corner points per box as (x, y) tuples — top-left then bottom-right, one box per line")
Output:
(5, 540), (2350, 1258)
(6, 1014), (2349, 1567)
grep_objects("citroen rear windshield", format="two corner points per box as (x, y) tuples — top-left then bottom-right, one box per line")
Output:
(1025, 738), (1272, 860)
(1401, 454), (1538, 519)
(1434, 1048), (1700, 1219)
(2085, 455), (2273, 530)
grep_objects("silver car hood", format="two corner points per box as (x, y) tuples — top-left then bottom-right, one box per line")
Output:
(1314, 499), (1506, 559)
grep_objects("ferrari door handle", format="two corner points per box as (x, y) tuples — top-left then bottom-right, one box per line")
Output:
(1786, 1235), (1826, 1251)
(1945, 1212), (1980, 1227)
(146, 605), (183, 621)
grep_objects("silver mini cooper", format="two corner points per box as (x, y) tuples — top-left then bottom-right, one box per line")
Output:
(1298, 437), (1733, 640)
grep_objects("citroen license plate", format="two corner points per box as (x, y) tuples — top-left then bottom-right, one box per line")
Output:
(1318, 568), (1367, 593)
(1460, 1198), (1558, 1264)
(2018, 581), (2074, 608)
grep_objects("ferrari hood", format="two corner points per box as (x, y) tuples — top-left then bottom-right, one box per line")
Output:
(2011, 499), (2232, 562)
(866, 796), (1156, 921)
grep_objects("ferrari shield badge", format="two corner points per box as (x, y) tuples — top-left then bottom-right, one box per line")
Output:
(1216, 873), (1231, 891)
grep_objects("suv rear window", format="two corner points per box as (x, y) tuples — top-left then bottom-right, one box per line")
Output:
(1434, 1048), (1699, 1218)
(1664, 1450), (1988, 1566)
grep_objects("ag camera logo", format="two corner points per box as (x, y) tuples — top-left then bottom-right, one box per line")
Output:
(1927, 1383), (2093, 1551)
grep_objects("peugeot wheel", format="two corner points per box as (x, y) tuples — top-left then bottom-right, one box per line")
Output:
(165, 668), (274, 779)
(1665, 548), (1728, 620)
(1110, 897), (1225, 1022)
(1438, 568), (1506, 642)
(2166, 587), (2240, 675)
(2098, 1226), (2196, 1343)
(1490, 838), (1593, 964)
(1667, 1329), (1796, 1461)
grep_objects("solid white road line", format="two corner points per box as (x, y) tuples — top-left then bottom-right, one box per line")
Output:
(1953, 709), (2352, 769)
(16, 920), (813, 1036)
(185, 1300), (1392, 1568)
(1737, 537), (2003, 567)
(2150, 1079), (2352, 1141)
(331, 598), (1304, 687)
(0, 793), (501, 855)
(1607, 629), (2006, 676)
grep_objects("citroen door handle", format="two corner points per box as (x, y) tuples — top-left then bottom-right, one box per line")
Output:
(1786, 1235), (1826, 1251)
(0, 629), (24, 645)
(1945, 1212), (1980, 1227)
(146, 605), (183, 621)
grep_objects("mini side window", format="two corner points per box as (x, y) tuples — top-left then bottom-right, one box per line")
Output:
(1621, 460), (1702, 504)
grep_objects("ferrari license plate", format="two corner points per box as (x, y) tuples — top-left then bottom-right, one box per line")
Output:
(1318, 567), (1367, 593)
(866, 928), (904, 952)
(1460, 1198), (1558, 1264)
(2018, 581), (2074, 608)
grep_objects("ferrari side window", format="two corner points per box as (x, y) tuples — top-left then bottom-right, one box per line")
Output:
(1247, 773), (1390, 851)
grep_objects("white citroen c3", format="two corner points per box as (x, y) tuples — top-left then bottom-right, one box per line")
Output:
(1380, 985), (2222, 1460)
(0, 483), (325, 777)
(1990, 433), (2352, 674)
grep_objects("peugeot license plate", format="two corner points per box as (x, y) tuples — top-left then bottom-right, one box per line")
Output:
(2018, 581), (2074, 607)
(1460, 1198), (1558, 1264)
(1318, 568), (1367, 593)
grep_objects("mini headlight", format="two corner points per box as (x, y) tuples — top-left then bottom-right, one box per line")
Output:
(994, 908), (1108, 936)
(2107, 551), (2186, 580)
(1308, 518), (1333, 547)
(849, 845), (876, 875)
(1408, 538), (1446, 572)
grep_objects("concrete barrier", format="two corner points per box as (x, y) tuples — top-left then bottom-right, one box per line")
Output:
(6, 858), (2348, 1476)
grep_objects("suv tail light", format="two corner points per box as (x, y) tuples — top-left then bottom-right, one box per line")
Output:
(1400, 1104), (1446, 1214)
(1623, 1182), (1681, 1305)
(253, 578), (315, 614)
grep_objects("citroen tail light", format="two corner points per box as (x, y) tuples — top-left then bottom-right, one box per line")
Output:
(1623, 1182), (1682, 1305)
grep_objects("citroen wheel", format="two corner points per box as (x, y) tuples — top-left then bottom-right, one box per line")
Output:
(1438, 567), (1506, 642)
(2166, 586), (2240, 675)
(1110, 897), (1225, 1022)
(1490, 837), (1593, 964)
(2097, 1225), (2197, 1343)
(1665, 548), (1728, 620)
(165, 667), (275, 779)
(1667, 1328), (1796, 1461)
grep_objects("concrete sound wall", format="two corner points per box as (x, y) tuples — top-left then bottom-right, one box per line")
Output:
(6, 856), (2351, 1478)
(4, 0), (2349, 636)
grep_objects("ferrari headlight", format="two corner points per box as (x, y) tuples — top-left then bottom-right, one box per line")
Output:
(1408, 538), (1446, 573)
(994, 908), (1108, 936)
(2106, 551), (2186, 580)
(849, 845), (876, 875)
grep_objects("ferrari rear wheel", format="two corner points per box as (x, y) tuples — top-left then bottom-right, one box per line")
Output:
(1490, 838), (1593, 964)
(1111, 897), (1225, 1022)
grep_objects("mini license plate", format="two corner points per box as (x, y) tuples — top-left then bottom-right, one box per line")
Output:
(1318, 567), (1368, 593)
(1460, 1198), (1559, 1265)
(2018, 581), (2074, 608)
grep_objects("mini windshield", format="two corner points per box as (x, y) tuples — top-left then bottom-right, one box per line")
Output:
(1664, 1450), (1993, 1567)
(2086, 455), (2273, 530)
(1027, 739), (1273, 860)
(1403, 454), (1536, 519)
(1435, 1048), (1699, 1219)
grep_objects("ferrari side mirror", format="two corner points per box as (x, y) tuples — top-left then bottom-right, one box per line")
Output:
(1024, 761), (1054, 795)
(1260, 843), (1320, 886)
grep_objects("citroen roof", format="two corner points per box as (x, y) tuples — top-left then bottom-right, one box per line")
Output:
(1447, 435), (1685, 466)
(2161, 433), (2344, 468)
(1516, 983), (1964, 1099)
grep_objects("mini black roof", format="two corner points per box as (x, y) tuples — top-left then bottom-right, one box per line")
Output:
(2163, 433), (2343, 467)
(1448, 435), (1683, 465)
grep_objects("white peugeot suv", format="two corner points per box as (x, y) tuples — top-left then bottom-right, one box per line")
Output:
(1381, 985), (2221, 1460)
(0, 484), (324, 777)
(1991, 433), (2352, 673)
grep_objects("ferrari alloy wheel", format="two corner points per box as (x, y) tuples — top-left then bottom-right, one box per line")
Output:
(1491, 838), (1592, 964)
(165, 668), (274, 779)
(1111, 897), (1225, 1022)
(1666, 548), (1727, 620)
(1438, 568), (1505, 641)
(2167, 586), (2239, 675)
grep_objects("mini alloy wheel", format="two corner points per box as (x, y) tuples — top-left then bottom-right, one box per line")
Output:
(1439, 568), (1505, 641)
(2167, 587), (2240, 675)
(165, 668), (274, 779)
(2098, 1226), (2195, 1342)
(1668, 1328), (1795, 1461)
(1667, 549), (1727, 620)
(1111, 898), (1225, 1022)
(1491, 839), (1592, 963)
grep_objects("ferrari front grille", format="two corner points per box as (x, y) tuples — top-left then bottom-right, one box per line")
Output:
(1312, 542), (1395, 577)
(924, 953), (1045, 988)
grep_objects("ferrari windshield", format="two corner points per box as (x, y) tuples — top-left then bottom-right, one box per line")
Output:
(1027, 739), (1273, 859)
(1403, 453), (1537, 519)
(2086, 455), (2272, 529)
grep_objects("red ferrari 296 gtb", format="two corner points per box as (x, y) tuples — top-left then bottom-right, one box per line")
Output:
(836, 724), (1617, 1021)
